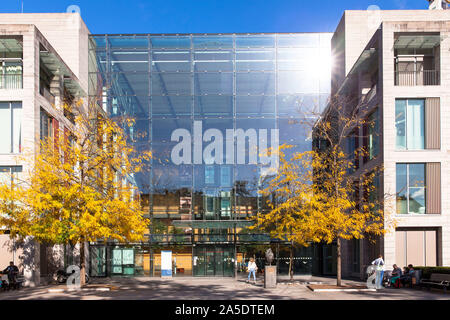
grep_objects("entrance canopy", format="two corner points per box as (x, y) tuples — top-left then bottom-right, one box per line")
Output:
(394, 34), (442, 49)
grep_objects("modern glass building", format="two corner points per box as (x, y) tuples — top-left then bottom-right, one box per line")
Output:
(88, 33), (332, 277)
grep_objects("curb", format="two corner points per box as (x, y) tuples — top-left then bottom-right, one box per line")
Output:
(48, 288), (111, 293)
(308, 287), (377, 292)
(48, 286), (117, 293)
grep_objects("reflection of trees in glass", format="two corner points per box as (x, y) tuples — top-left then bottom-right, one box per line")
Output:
(396, 163), (426, 214)
(235, 180), (257, 218)
(150, 219), (188, 251)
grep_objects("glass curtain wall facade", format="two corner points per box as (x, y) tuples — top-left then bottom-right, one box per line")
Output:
(88, 33), (332, 277)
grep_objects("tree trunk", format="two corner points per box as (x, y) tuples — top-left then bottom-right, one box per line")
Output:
(80, 241), (86, 287)
(337, 237), (341, 287)
(289, 240), (294, 282)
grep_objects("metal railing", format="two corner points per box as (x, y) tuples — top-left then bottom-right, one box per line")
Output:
(149, 233), (271, 243)
(194, 234), (232, 242)
(395, 70), (440, 86)
(0, 73), (23, 89)
(236, 234), (271, 242)
(150, 234), (192, 243)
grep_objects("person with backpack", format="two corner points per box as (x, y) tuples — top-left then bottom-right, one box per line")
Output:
(371, 254), (385, 289)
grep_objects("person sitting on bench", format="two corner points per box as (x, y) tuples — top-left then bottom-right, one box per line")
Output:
(389, 264), (403, 287)
(401, 264), (415, 287)
(3, 261), (19, 289)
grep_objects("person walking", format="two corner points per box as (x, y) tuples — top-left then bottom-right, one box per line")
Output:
(371, 254), (385, 289)
(246, 258), (258, 284)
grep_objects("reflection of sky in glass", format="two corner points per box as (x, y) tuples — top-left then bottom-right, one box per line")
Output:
(89, 33), (332, 218)
(396, 163), (426, 214)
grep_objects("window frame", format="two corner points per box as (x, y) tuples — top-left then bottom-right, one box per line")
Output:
(396, 163), (426, 215)
(0, 165), (23, 187)
(395, 99), (425, 151)
(0, 101), (22, 154)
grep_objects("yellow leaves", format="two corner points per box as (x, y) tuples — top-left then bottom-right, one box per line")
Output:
(254, 143), (387, 248)
(0, 99), (151, 246)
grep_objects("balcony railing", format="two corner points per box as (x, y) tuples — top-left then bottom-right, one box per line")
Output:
(395, 70), (440, 86)
(150, 234), (192, 243)
(194, 234), (232, 242)
(0, 73), (23, 89)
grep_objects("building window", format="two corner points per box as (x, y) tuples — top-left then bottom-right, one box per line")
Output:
(0, 102), (22, 154)
(40, 107), (53, 141)
(361, 172), (380, 215)
(363, 108), (379, 163)
(366, 173), (380, 206)
(395, 99), (425, 150)
(205, 166), (215, 185)
(367, 109), (379, 160)
(352, 180), (360, 212)
(351, 239), (360, 273)
(396, 163), (426, 214)
(204, 194), (215, 217)
(220, 166), (231, 187)
(0, 166), (22, 187)
(220, 191), (231, 218)
(346, 129), (359, 171)
(0, 59), (23, 89)
(39, 63), (55, 105)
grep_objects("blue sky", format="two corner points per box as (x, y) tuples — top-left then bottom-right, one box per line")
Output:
(2, 0), (430, 34)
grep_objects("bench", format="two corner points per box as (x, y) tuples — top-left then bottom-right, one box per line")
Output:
(15, 276), (25, 289)
(0, 274), (24, 291)
(419, 273), (450, 291)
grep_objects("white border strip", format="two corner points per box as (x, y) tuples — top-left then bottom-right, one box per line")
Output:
(309, 288), (377, 292)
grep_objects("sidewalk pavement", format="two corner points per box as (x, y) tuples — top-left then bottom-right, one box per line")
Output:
(0, 276), (448, 300)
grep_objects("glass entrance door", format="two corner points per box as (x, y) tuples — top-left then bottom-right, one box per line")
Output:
(205, 249), (215, 276)
(223, 249), (234, 277)
(90, 246), (106, 277)
(322, 244), (337, 275)
(112, 248), (135, 276)
(193, 246), (234, 277)
(215, 249), (224, 275)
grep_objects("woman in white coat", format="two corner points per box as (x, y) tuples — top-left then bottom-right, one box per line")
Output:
(246, 257), (258, 284)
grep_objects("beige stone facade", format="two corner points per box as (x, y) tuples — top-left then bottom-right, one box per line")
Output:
(0, 14), (88, 286)
(332, 10), (450, 279)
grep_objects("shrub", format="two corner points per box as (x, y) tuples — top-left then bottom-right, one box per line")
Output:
(414, 266), (450, 279)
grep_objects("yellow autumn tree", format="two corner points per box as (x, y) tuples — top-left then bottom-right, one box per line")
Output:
(254, 94), (393, 286)
(0, 100), (151, 285)
(251, 145), (316, 281)
(310, 95), (391, 286)
(307, 146), (385, 286)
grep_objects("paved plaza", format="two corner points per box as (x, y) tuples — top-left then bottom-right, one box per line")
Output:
(1, 276), (449, 300)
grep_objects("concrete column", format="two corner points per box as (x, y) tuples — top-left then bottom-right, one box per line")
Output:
(49, 74), (63, 110)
